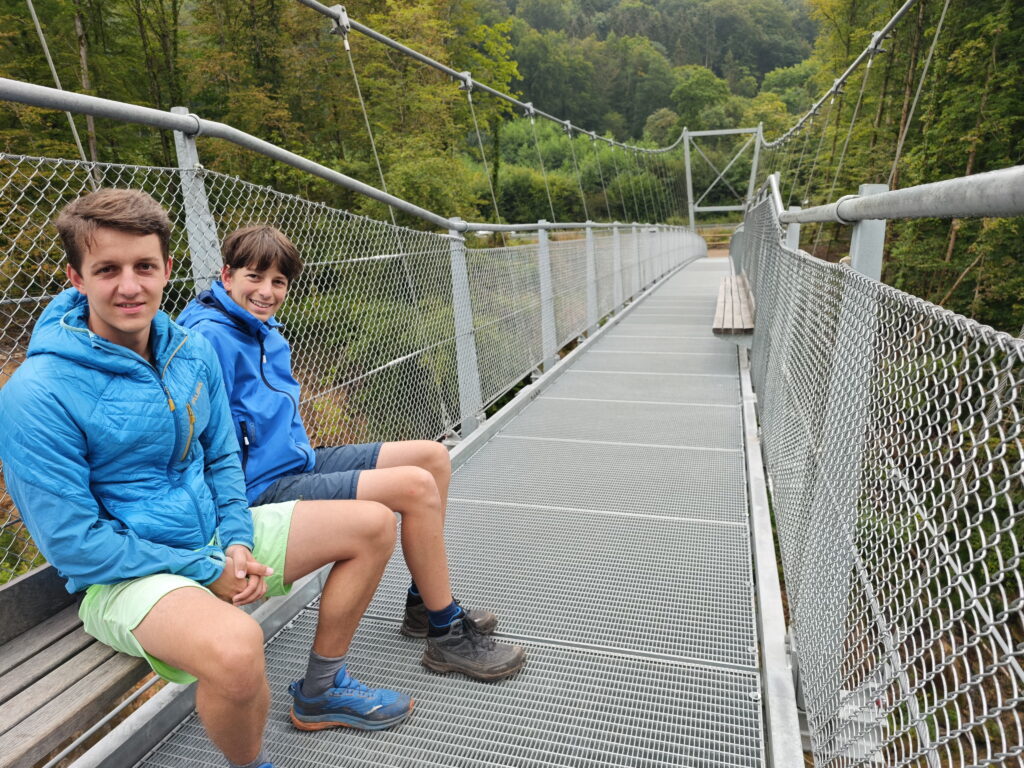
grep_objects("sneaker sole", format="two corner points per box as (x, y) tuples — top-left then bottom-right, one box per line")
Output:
(401, 614), (499, 639)
(420, 648), (526, 681)
(289, 700), (414, 732)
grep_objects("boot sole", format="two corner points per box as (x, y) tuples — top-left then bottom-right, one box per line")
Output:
(289, 700), (414, 731)
(420, 648), (526, 681)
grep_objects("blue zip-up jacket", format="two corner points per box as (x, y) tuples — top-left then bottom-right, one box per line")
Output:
(0, 288), (253, 593)
(177, 282), (314, 504)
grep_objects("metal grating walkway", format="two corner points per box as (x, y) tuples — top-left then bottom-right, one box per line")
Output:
(137, 258), (765, 767)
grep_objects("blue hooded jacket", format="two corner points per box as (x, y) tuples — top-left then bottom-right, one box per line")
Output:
(0, 288), (253, 593)
(177, 281), (314, 504)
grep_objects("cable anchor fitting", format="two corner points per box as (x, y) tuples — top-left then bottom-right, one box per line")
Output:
(329, 5), (351, 49)
(457, 71), (473, 92)
(523, 102), (535, 121)
(868, 30), (887, 55)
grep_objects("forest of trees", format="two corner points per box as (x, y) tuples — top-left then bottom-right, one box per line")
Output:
(0, 0), (1021, 332)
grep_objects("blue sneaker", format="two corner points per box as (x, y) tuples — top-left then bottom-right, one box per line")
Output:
(288, 666), (413, 731)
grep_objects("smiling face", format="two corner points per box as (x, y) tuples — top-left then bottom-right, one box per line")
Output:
(221, 263), (289, 322)
(66, 227), (172, 360)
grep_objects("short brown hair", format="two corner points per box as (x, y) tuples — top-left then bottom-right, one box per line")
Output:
(221, 226), (303, 283)
(55, 188), (172, 273)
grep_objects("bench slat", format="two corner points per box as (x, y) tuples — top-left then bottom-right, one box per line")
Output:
(0, 626), (95, 708)
(712, 275), (754, 334)
(713, 280), (727, 330)
(0, 652), (146, 768)
(0, 641), (115, 739)
(0, 604), (82, 678)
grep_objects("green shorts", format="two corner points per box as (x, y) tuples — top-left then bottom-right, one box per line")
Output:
(79, 500), (296, 684)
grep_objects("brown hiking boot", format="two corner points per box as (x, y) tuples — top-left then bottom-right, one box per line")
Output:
(421, 613), (525, 681)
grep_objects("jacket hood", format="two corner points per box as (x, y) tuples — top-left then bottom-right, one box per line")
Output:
(177, 281), (280, 342)
(28, 288), (184, 374)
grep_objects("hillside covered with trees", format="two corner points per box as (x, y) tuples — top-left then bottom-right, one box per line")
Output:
(0, 0), (1021, 332)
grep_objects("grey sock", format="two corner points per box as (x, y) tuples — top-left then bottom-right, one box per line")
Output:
(229, 747), (270, 768)
(300, 650), (347, 698)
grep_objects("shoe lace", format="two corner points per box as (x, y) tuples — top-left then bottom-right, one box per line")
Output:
(459, 611), (496, 650)
(335, 666), (371, 693)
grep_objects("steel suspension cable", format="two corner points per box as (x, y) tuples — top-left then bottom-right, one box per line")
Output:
(25, 0), (90, 172)
(609, 146), (637, 222)
(529, 115), (557, 222)
(466, 88), (507, 245)
(787, 116), (815, 208)
(344, 38), (397, 228)
(590, 136), (612, 220)
(813, 55), (876, 253)
(888, 0), (952, 188)
(630, 149), (651, 223)
(641, 152), (662, 223)
(342, 30), (457, 425)
(801, 96), (836, 207)
(565, 126), (590, 221)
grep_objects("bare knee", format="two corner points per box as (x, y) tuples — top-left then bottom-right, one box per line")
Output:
(353, 500), (397, 553)
(420, 441), (451, 481)
(198, 615), (265, 700)
(395, 466), (440, 512)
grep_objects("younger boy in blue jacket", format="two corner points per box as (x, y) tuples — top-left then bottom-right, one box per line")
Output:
(178, 225), (525, 681)
(0, 190), (413, 768)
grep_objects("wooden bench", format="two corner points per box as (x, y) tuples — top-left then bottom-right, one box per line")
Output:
(0, 566), (149, 768)
(713, 274), (755, 334)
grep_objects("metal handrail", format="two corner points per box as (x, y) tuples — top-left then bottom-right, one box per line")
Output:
(776, 166), (1024, 223)
(0, 78), (681, 234)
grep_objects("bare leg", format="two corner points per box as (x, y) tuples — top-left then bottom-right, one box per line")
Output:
(134, 587), (269, 766)
(357, 465), (452, 611)
(375, 441), (452, 520)
(283, 499), (397, 655)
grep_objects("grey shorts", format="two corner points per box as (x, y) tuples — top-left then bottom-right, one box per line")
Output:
(254, 442), (383, 504)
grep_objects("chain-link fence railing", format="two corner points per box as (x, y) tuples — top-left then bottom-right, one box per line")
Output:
(0, 151), (705, 583)
(740, 189), (1024, 767)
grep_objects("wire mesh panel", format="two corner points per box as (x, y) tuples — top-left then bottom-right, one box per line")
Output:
(593, 229), (616, 318)
(0, 152), (704, 583)
(742, 191), (1024, 768)
(463, 241), (544, 411)
(548, 232), (589, 348)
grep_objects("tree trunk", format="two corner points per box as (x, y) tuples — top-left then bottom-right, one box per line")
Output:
(941, 38), (996, 265)
(73, 7), (98, 165)
(891, 0), (926, 190)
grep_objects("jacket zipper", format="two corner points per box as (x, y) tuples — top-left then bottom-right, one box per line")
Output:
(257, 339), (313, 467)
(159, 336), (191, 463)
(239, 420), (250, 471)
(181, 403), (196, 461)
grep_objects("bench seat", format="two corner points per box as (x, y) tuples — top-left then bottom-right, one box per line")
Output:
(712, 274), (755, 334)
(0, 569), (149, 768)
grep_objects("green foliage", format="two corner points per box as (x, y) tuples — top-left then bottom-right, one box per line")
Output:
(762, 0), (1024, 333)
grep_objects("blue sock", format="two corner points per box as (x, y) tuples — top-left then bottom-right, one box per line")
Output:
(427, 601), (463, 629)
(229, 748), (270, 768)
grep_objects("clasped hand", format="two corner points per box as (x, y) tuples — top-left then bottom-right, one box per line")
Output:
(209, 544), (274, 606)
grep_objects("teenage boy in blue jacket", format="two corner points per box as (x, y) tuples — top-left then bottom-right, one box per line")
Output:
(0, 190), (413, 768)
(178, 226), (525, 681)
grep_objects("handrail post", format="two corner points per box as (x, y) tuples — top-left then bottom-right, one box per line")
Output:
(785, 205), (802, 251)
(631, 222), (641, 295)
(537, 221), (558, 369)
(171, 106), (220, 293)
(683, 128), (695, 229)
(584, 223), (598, 333)
(447, 219), (483, 436)
(612, 224), (624, 308)
(848, 184), (888, 280)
